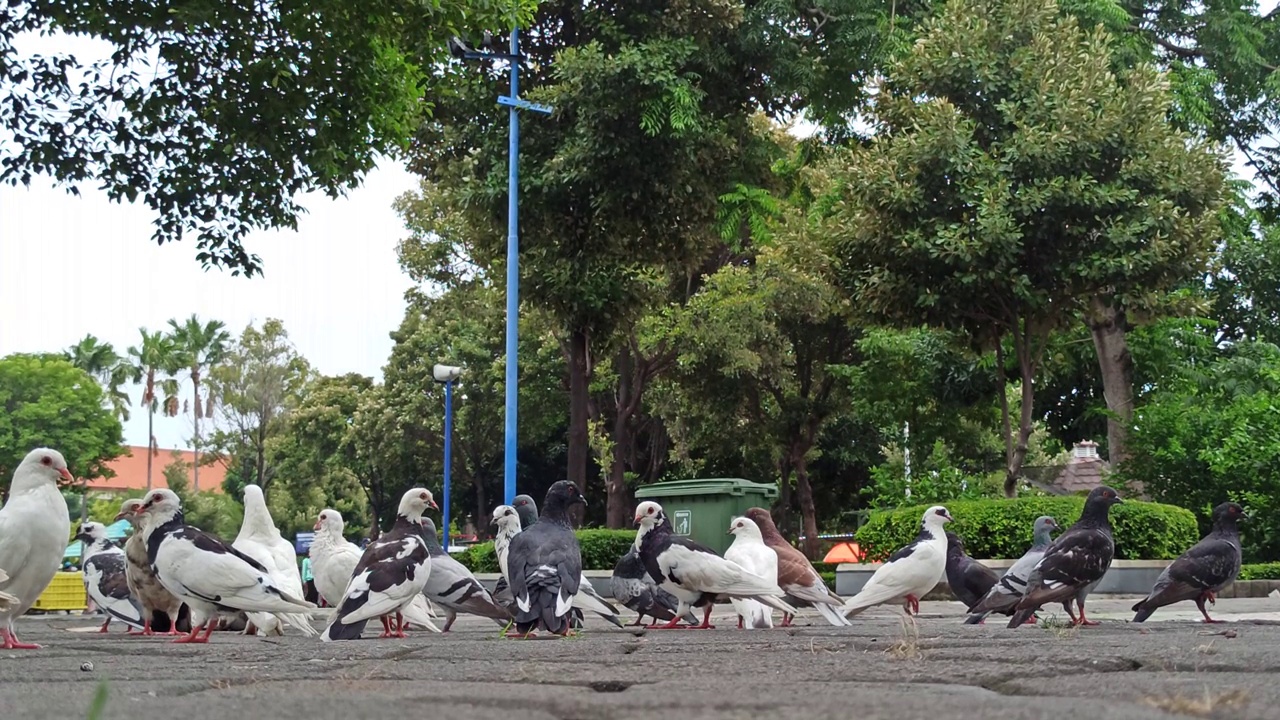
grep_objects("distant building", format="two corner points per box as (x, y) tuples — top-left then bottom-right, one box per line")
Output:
(86, 445), (227, 495)
(1025, 440), (1109, 496)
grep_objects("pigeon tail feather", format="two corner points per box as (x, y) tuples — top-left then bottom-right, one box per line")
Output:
(814, 600), (852, 626)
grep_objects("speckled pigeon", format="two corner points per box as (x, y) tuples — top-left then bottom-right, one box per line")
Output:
(1132, 501), (1246, 623)
(964, 515), (1059, 624)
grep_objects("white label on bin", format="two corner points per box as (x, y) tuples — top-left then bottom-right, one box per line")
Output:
(673, 510), (692, 536)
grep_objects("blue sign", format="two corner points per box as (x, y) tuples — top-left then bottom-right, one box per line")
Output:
(294, 532), (315, 555)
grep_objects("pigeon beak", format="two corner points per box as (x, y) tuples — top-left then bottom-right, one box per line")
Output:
(313, 520), (323, 531)
(59, 468), (75, 483)
(428, 499), (439, 510)
(112, 511), (128, 522)
(633, 516), (643, 526)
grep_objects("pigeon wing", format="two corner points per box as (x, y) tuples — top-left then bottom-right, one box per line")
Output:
(1018, 527), (1114, 609)
(1134, 537), (1241, 612)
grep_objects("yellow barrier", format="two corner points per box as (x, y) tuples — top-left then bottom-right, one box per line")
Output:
(30, 571), (86, 612)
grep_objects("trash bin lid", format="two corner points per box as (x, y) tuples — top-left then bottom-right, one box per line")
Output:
(634, 478), (779, 499)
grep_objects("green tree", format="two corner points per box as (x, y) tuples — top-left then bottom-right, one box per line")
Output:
(823, 0), (1227, 495)
(162, 453), (242, 538)
(168, 314), (231, 492)
(0, 0), (538, 274)
(125, 328), (181, 492)
(64, 334), (129, 421)
(0, 353), (124, 492)
(207, 319), (311, 496)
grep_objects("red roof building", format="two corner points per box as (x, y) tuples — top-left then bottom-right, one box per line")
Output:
(87, 445), (226, 495)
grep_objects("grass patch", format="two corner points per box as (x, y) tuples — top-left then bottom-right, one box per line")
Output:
(1141, 687), (1249, 717)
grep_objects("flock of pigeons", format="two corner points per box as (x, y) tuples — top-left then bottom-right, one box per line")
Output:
(0, 447), (1253, 649)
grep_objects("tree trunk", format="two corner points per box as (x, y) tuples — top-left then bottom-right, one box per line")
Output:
(792, 446), (820, 559)
(775, 455), (795, 537)
(1087, 295), (1136, 480)
(566, 328), (591, 523)
(192, 369), (201, 492)
(146, 404), (154, 492)
(1003, 320), (1038, 498)
(474, 470), (487, 540)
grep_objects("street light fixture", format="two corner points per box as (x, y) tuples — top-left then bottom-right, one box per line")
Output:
(446, 29), (552, 506)
(433, 364), (464, 551)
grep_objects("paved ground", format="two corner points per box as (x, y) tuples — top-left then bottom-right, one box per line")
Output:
(4, 597), (1280, 720)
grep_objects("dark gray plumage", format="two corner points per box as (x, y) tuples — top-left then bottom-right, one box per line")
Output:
(965, 515), (1059, 624)
(509, 493), (586, 628)
(610, 546), (697, 626)
(944, 532), (1000, 611)
(1008, 487), (1123, 628)
(1132, 502), (1246, 623)
(506, 481), (587, 635)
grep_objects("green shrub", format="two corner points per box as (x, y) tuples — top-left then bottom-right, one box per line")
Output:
(854, 497), (1199, 560)
(455, 529), (637, 572)
(818, 571), (836, 592)
(1239, 562), (1280, 581)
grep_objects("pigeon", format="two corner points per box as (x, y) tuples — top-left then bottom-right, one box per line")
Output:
(743, 507), (849, 627)
(0, 570), (18, 613)
(1132, 501), (1247, 624)
(322, 488), (437, 641)
(944, 532), (1000, 611)
(232, 484), (317, 637)
(964, 515), (1060, 624)
(490, 505), (521, 614)
(634, 501), (796, 629)
(136, 488), (318, 643)
(1008, 486), (1123, 628)
(502, 494), (622, 628)
(609, 545), (698, 627)
(74, 521), (145, 633)
(725, 516), (781, 629)
(842, 505), (953, 619)
(419, 517), (512, 631)
(0, 448), (74, 649)
(506, 481), (590, 636)
(115, 498), (189, 635)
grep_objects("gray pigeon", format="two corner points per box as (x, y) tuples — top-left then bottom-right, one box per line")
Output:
(610, 546), (698, 626)
(965, 515), (1059, 624)
(944, 532), (1000, 611)
(506, 481), (587, 636)
(1132, 502), (1246, 623)
(1009, 487), (1123, 628)
(505, 493), (607, 628)
(419, 518), (512, 631)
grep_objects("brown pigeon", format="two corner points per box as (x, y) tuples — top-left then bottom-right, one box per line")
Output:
(743, 508), (849, 627)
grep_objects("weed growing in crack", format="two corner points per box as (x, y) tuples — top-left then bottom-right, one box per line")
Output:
(886, 613), (923, 661)
(85, 681), (108, 720)
(1141, 687), (1249, 717)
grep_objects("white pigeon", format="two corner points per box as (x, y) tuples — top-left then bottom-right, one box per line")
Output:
(0, 570), (19, 613)
(634, 501), (797, 629)
(311, 508), (439, 634)
(136, 488), (317, 644)
(232, 484), (317, 637)
(724, 516), (779, 629)
(322, 488), (437, 641)
(115, 498), (186, 635)
(74, 521), (145, 633)
(842, 505), (953, 618)
(0, 448), (74, 649)
(491, 505), (520, 581)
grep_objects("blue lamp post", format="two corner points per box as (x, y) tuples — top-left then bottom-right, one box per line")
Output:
(447, 30), (552, 505)
(433, 364), (464, 550)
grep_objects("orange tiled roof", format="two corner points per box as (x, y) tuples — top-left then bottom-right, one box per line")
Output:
(87, 445), (226, 494)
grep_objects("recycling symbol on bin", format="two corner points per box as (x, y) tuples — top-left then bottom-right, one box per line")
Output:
(672, 510), (692, 536)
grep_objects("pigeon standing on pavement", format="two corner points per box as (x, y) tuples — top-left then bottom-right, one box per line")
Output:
(1008, 486), (1123, 628)
(115, 499), (188, 635)
(232, 484), (317, 637)
(137, 489), (318, 643)
(842, 506), (953, 619)
(964, 515), (1060, 625)
(419, 517), (512, 631)
(74, 521), (145, 633)
(610, 545), (698, 627)
(0, 448), (74, 649)
(506, 481), (590, 636)
(1132, 501), (1247, 624)
(491, 505), (521, 615)
(724, 516), (781, 629)
(944, 532), (1001, 611)
(743, 507), (849, 627)
(322, 489), (437, 641)
(634, 501), (796, 629)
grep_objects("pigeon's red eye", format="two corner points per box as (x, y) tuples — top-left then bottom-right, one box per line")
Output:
(41, 456), (52, 466)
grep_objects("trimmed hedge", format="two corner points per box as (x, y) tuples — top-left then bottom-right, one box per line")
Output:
(1239, 562), (1280, 581)
(854, 497), (1199, 561)
(457, 529), (637, 572)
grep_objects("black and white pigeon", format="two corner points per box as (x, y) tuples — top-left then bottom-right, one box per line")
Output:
(0, 448), (74, 649)
(843, 505), (953, 618)
(1132, 501), (1246, 624)
(1008, 486), (1123, 628)
(490, 505), (520, 615)
(74, 521), (145, 633)
(506, 481), (590, 636)
(322, 488), (437, 641)
(634, 501), (796, 629)
(136, 488), (319, 643)
(964, 515), (1059, 624)
(610, 545), (698, 627)
(419, 517), (512, 631)
(944, 532), (1000, 611)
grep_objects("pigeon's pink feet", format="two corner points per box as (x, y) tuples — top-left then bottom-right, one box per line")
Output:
(904, 594), (920, 615)
(98, 619), (111, 633)
(173, 621), (215, 643)
(781, 614), (794, 628)
(128, 620), (152, 636)
(1022, 616), (1038, 626)
(0, 630), (41, 649)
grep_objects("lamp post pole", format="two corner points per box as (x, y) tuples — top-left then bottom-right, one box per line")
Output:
(443, 378), (454, 551)
(449, 29), (552, 507)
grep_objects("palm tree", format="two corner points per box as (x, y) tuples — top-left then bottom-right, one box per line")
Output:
(65, 334), (131, 421)
(126, 329), (180, 492)
(168, 315), (231, 492)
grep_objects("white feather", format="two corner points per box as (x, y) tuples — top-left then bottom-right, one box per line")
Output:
(0, 451), (72, 634)
(843, 508), (951, 617)
(234, 485), (316, 636)
(725, 520), (780, 629)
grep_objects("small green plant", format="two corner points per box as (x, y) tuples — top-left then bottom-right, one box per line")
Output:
(1238, 562), (1280, 580)
(86, 681), (109, 720)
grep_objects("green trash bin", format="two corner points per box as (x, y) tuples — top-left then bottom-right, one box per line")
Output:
(633, 478), (779, 555)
